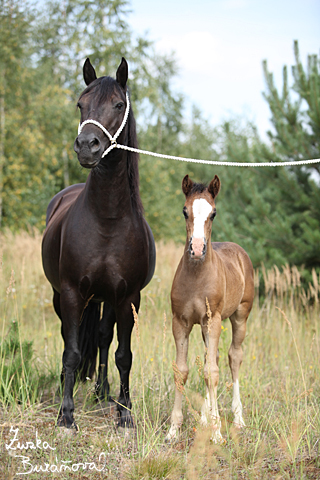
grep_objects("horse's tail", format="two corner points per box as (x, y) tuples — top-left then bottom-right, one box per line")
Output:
(78, 302), (100, 382)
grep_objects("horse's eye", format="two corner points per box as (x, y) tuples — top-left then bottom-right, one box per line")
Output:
(77, 102), (82, 110)
(183, 207), (188, 219)
(210, 209), (216, 221)
(116, 102), (124, 111)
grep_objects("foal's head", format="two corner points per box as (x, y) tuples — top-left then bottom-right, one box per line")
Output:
(74, 57), (130, 168)
(182, 174), (221, 260)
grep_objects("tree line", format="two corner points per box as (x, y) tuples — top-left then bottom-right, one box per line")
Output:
(0, 0), (319, 276)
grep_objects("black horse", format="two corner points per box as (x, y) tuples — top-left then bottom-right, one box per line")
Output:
(42, 57), (156, 430)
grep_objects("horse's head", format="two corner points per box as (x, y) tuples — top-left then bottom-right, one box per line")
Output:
(182, 174), (221, 260)
(74, 57), (129, 168)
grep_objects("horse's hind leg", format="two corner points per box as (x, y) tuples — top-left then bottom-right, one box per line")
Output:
(95, 303), (116, 402)
(52, 289), (65, 398)
(229, 302), (251, 428)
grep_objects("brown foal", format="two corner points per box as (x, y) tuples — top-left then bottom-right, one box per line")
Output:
(167, 174), (254, 443)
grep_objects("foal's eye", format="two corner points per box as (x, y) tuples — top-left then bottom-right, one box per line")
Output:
(115, 102), (124, 111)
(183, 207), (188, 219)
(210, 209), (217, 221)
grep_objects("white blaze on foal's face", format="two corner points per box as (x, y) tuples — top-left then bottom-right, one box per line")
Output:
(192, 198), (212, 239)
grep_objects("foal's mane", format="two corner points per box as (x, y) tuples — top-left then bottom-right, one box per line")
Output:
(78, 76), (144, 217)
(189, 182), (208, 196)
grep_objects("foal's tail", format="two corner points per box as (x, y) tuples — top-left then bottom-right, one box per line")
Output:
(78, 302), (100, 382)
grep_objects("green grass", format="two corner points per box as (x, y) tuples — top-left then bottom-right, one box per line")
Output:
(0, 231), (319, 479)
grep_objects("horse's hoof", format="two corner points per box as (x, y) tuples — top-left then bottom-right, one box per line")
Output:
(117, 426), (135, 439)
(117, 414), (134, 429)
(56, 417), (79, 434)
(55, 426), (79, 437)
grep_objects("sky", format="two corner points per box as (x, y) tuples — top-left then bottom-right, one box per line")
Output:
(128, 0), (320, 138)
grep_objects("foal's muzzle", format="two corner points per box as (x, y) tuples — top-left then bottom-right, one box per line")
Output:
(189, 237), (207, 259)
(74, 131), (104, 168)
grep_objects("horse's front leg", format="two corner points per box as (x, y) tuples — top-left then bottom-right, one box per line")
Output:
(114, 294), (140, 428)
(201, 311), (222, 443)
(57, 286), (85, 430)
(96, 303), (116, 402)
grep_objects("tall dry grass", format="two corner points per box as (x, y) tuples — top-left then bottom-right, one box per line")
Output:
(0, 231), (319, 479)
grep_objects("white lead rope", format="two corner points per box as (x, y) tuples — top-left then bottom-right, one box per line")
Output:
(77, 94), (320, 167)
(112, 144), (320, 167)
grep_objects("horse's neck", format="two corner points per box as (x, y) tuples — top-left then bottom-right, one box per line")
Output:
(84, 151), (133, 220)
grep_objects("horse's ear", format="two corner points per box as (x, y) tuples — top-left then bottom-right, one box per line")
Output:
(208, 175), (221, 199)
(83, 58), (97, 86)
(116, 57), (128, 89)
(182, 175), (194, 197)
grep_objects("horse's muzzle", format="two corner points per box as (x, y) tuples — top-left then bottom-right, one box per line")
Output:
(74, 132), (103, 168)
(189, 237), (207, 259)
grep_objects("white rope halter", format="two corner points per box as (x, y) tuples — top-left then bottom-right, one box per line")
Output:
(77, 91), (130, 158)
(77, 91), (320, 167)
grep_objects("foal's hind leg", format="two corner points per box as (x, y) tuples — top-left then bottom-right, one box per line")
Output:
(229, 302), (251, 428)
(95, 303), (116, 402)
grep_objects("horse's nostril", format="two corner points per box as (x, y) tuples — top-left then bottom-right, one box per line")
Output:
(89, 137), (101, 153)
(74, 137), (81, 153)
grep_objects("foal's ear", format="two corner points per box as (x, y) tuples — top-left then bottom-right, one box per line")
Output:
(116, 57), (128, 89)
(208, 175), (221, 199)
(83, 58), (97, 86)
(182, 175), (194, 197)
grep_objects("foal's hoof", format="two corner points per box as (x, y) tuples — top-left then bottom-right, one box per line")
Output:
(210, 430), (224, 445)
(233, 417), (246, 429)
(165, 426), (179, 443)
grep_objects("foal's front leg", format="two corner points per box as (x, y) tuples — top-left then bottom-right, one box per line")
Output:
(57, 287), (85, 430)
(166, 314), (192, 442)
(201, 312), (223, 443)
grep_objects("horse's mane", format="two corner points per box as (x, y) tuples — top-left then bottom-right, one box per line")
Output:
(78, 77), (144, 217)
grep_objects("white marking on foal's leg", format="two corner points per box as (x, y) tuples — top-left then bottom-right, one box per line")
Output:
(210, 386), (223, 443)
(232, 379), (245, 427)
(200, 389), (223, 443)
(200, 390), (210, 426)
(166, 423), (180, 442)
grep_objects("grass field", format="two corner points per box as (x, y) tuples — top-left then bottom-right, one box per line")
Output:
(0, 230), (319, 479)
